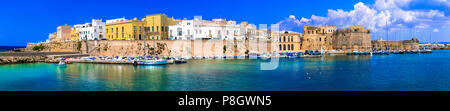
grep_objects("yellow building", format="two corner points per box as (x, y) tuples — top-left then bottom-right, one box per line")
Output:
(70, 28), (79, 41)
(49, 32), (59, 42)
(105, 17), (147, 40)
(144, 14), (178, 40)
(105, 14), (178, 40)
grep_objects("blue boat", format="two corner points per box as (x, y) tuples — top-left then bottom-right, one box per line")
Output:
(136, 60), (167, 65)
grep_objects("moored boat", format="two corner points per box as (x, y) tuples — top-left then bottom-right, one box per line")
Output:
(136, 59), (167, 65)
(175, 59), (187, 64)
(57, 61), (66, 66)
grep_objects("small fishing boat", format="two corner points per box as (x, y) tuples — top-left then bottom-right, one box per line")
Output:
(175, 59), (187, 64)
(166, 58), (175, 64)
(352, 49), (359, 55)
(249, 51), (259, 59)
(399, 50), (405, 54)
(423, 49), (433, 53)
(136, 59), (167, 65)
(57, 61), (66, 66)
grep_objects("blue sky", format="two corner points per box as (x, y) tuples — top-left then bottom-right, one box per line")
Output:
(1, 0), (449, 46)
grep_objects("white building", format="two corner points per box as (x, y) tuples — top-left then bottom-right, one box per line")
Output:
(169, 18), (263, 40)
(74, 19), (105, 40)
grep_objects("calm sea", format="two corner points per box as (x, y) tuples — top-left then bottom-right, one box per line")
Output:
(0, 46), (25, 52)
(0, 50), (449, 91)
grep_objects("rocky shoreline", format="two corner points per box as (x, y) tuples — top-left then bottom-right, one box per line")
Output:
(0, 56), (48, 64)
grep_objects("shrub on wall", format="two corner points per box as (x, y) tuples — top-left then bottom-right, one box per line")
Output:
(32, 44), (45, 51)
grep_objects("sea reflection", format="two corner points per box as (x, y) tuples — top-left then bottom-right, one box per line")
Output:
(54, 64), (170, 91)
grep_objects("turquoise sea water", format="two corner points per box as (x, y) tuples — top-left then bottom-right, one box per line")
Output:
(0, 50), (449, 91)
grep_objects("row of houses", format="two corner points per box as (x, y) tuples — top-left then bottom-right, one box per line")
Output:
(46, 14), (265, 42)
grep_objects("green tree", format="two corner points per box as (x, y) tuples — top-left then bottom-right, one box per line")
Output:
(223, 45), (227, 54)
(32, 44), (45, 51)
(77, 41), (82, 51)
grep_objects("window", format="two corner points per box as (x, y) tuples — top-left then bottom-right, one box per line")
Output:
(291, 44), (294, 50)
(157, 26), (159, 32)
(133, 26), (136, 32)
(283, 44), (286, 50)
(177, 28), (182, 36)
(122, 27), (124, 33)
(288, 44), (290, 50)
(152, 26), (154, 32)
(106, 29), (108, 33)
(279, 44), (282, 50)
(283, 36), (286, 42)
(139, 26), (141, 32)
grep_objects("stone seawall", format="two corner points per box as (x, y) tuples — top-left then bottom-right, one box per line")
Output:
(81, 40), (275, 57)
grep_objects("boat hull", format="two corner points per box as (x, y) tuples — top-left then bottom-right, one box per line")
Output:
(137, 60), (167, 65)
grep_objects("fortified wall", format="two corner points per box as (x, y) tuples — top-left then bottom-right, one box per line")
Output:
(25, 41), (80, 52)
(372, 38), (419, 50)
(79, 40), (275, 57)
(332, 28), (372, 52)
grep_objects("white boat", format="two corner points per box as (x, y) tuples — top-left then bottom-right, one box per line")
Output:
(249, 51), (259, 59)
(57, 61), (66, 66)
(166, 59), (174, 64)
(136, 59), (167, 65)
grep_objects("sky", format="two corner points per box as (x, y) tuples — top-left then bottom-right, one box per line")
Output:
(0, 0), (449, 46)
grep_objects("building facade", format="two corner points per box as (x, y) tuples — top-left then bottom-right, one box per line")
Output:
(105, 17), (147, 40)
(56, 24), (72, 42)
(169, 18), (261, 40)
(74, 19), (105, 40)
(145, 14), (178, 40)
(277, 31), (302, 52)
(301, 26), (336, 50)
(48, 32), (57, 42)
(70, 28), (79, 41)
(105, 14), (178, 40)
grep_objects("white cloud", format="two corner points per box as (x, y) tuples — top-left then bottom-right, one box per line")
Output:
(433, 28), (439, 32)
(278, 0), (449, 33)
(433, 0), (450, 6)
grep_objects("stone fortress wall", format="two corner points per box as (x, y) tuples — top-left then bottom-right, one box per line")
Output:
(78, 40), (275, 57)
